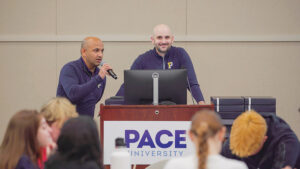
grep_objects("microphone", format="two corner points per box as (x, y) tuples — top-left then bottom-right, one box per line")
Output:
(100, 62), (118, 80)
(107, 69), (118, 79)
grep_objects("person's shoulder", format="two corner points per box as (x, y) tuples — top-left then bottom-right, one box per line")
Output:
(133, 49), (155, 66)
(170, 46), (189, 59)
(46, 157), (100, 169)
(138, 49), (155, 58)
(81, 161), (101, 169)
(260, 112), (290, 127)
(164, 155), (196, 169)
(61, 58), (81, 72)
(16, 155), (38, 169)
(208, 155), (247, 169)
(44, 154), (61, 169)
(263, 112), (295, 137)
(221, 139), (234, 157)
(64, 58), (81, 67)
(17, 155), (32, 165)
(171, 46), (187, 53)
(66, 161), (101, 169)
(172, 46), (185, 50)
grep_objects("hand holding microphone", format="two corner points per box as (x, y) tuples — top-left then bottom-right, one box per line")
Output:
(99, 62), (118, 80)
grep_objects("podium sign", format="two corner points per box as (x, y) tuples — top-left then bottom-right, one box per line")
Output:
(103, 121), (194, 164)
(99, 104), (214, 169)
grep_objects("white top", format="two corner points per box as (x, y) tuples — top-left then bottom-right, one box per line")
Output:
(163, 154), (248, 169)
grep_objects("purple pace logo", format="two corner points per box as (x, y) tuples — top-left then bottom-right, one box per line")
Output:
(125, 129), (187, 149)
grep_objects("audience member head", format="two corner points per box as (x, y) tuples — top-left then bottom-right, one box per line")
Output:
(0, 110), (52, 169)
(230, 110), (267, 158)
(151, 24), (174, 56)
(189, 110), (226, 169)
(41, 97), (78, 142)
(47, 116), (103, 168)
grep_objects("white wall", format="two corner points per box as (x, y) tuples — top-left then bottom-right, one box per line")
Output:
(0, 0), (300, 141)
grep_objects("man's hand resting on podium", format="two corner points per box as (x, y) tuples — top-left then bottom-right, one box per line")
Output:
(198, 101), (205, 105)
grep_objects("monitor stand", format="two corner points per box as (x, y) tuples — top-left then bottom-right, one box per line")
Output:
(152, 72), (177, 105)
(152, 72), (159, 105)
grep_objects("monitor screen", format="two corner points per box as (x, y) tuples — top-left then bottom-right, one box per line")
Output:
(124, 69), (187, 105)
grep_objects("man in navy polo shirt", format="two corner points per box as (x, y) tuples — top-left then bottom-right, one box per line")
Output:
(116, 24), (205, 104)
(57, 37), (112, 117)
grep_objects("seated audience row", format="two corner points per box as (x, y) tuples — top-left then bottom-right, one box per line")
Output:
(164, 110), (300, 169)
(0, 97), (104, 169)
(1, 98), (299, 169)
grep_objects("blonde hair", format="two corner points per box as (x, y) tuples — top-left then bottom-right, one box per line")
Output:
(41, 97), (78, 128)
(230, 110), (267, 157)
(190, 110), (223, 169)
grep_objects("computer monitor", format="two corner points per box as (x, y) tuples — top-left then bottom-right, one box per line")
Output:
(124, 69), (187, 105)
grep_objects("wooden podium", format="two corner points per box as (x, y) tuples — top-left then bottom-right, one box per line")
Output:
(99, 104), (214, 169)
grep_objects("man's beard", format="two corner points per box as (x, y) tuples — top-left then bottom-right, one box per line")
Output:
(156, 45), (171, 54)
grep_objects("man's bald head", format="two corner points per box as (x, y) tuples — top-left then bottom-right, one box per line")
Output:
(152, 24), (173, 37)
(81, 37), (102, 51)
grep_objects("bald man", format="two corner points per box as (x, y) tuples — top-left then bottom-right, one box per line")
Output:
(116, 24), (205, 104)
(57, 37), (112, 117)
